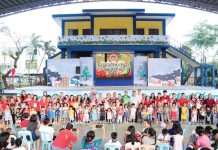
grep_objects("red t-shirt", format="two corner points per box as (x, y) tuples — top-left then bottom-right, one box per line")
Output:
(20, 119), (29, 128)
(144, 100), (152, 107)
(39, 100), (48, 109)
(117, 108), (124, 116)
(28, 100), (40, 112)
(205, 98), (215, 110)
(0, 101), (8, 110)
(177, 98), (189, 107)
(52, 129), (77, 148)
(161, 95), (171, 104)
(155, 98), (162, 106)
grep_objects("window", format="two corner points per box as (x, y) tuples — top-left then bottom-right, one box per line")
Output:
(26, 60), (37, 70)
(149, 29), (159, 35)
(100, 29), (127, 35)
(136, 28), (144, 35)
(68, 29), (78, 36)
(83, 29), (91, 35)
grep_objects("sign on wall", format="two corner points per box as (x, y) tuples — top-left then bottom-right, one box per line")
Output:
(134, 57), (147, 85)
(148, 58), (181, 86)
(96, 53), (132, 80)
(80, 57), (94, 86)
(47, 59), (80, 87)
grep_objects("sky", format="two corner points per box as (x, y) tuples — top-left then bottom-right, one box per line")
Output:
(0, 1), (217, 60)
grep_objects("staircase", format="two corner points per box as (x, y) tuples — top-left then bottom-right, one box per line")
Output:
(167, 37), (201, 85)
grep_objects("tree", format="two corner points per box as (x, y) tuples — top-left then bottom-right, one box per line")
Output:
(37, 40), (57, 73)
(186, 21), (218, 63)
(137, 66), (146, 80)
(0, 26), (29, 88)
(81, 66), (92, 80)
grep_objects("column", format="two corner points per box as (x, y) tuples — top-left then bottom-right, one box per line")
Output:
(212, 66), (216, 87)
(194, 67), (197, 85)
(61, 49), (66, 59)
(154, 51), (160, 58)
(204, 68), (208, 86)
(200, 65), (205, 86)
(162, 49), (166, 58)
(67, 49), (71, 58)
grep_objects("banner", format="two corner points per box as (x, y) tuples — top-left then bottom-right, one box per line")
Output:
(80, 57), (93, 86)
(47, 59), (80, 87)
(134, 57), (147, 85)
(96, 53), (132, 79)
(148, 58), (181, 86)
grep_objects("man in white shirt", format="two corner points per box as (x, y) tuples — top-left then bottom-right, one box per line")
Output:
(39, 118), (55, 142)
(130, 91), (139, 106)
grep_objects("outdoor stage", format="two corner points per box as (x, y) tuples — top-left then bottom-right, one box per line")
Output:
(3, 85), (218, 98)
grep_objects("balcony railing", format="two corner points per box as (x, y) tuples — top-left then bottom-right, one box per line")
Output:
(58, 35), (169, 46)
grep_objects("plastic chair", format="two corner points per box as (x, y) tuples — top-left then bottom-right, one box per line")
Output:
(40, 131), (53, 150)
(18, 130), (36, 150)
(125, 142), (141, 150)
(155, 143), (170, 150)
(104, 143), (122, 150)
(140, 144), (155, 150)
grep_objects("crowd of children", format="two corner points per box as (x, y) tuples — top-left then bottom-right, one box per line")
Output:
(0, 89), (217, 127)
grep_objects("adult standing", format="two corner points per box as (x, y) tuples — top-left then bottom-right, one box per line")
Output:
(27, 115), (40, 150)
(177, 93), (188, 122)
(161, 90), (171, 105)
(52, 123), (77, 150)
(205, 93), (215, 124)
(130, 91), (138, 106)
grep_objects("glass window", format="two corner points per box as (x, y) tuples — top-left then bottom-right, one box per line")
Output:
(26, 60), (37, 69)
(136, 28), (144, 35)
(100, 29), (127, 35)
(68, 29), (78, 36)
(149, 29), (159, 35)
(83, 29), (91, 35)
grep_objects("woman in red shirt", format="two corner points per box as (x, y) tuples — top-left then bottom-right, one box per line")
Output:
(52, 123), (77, 149)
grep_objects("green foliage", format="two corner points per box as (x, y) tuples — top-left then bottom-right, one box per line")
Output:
(81, 66), (92, 80)
(187, 21), (218, 49)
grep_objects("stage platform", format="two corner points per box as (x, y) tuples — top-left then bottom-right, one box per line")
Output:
(3, 85), (218, 98)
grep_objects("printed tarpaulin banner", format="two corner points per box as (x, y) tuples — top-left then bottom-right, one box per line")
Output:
(148, 58), (181, 86)
(80, 57), (94, 86)
(96, 53), (132, 80)
(47, 59), (80, 87)
(134, 57), (147, 85)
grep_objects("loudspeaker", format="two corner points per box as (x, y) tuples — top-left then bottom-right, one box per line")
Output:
(76, 66), (80, 74)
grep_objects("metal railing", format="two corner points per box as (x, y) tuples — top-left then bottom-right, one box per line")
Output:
(169, 36), (201, 64)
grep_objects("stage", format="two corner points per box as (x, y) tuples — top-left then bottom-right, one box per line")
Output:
(3, 85), (218, 99)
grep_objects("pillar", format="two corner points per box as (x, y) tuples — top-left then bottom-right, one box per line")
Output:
(194, 67), (197, 85)
(200, 65), (205, 86)
(204, 68), (208, 86)
(67, 49), (71, 58)
(162, 49), (166, 58)
(181, 67), (185, 85)
(154, 51), (160, 58)
(61, 49), (66, 59)
(212, 66), (216, 87)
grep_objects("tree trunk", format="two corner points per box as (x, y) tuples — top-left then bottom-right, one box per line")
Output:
(2, 76), (8, 89)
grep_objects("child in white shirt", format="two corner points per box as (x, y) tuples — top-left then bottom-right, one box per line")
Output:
(129, 104), (136, 123)
(104, 132), (122, 149)
(157, 128), (171, 143)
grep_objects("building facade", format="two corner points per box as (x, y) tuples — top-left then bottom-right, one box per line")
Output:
(49, 9), (215, 87)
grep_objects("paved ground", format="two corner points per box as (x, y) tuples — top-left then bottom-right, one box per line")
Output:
(53, 122), (216, 149)
(12, 122), (216, 150)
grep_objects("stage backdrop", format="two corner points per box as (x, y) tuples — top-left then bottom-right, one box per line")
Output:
(134, 57), (147, 85)
(95, 53), (133, 86)
(47, 59), (80, 87)
(148, 58), (181, 86)
(80, 57), (94, 86)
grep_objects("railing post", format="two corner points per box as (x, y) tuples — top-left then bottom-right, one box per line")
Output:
(194, 67), (197, 85)
(200, 65), (205, 86)
(212, 66), (216, 87)
(204, 67), (208, 86)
